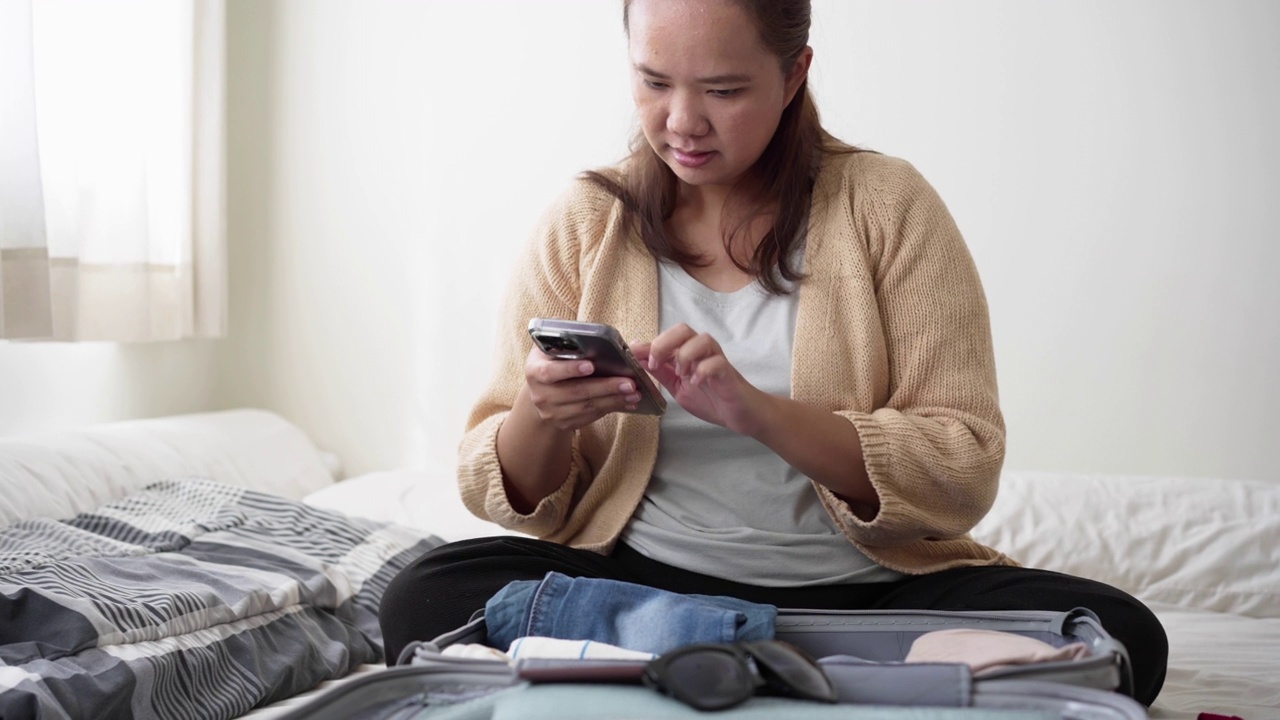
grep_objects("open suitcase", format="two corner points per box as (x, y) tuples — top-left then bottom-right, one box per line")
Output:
(280, 607), (1148, 719)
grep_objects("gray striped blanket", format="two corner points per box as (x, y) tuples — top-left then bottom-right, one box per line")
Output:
(0, 478), (442, 719)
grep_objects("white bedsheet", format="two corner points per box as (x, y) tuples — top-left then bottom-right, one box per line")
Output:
(304, 467), (515, 543)
(1145, 602), (1280, 719)
(975, 472), (1280, 719)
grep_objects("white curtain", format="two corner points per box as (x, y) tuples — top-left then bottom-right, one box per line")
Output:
(0, 0), (225, 342)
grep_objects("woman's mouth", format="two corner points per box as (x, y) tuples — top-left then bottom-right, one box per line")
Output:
(670, 147), (715, 168)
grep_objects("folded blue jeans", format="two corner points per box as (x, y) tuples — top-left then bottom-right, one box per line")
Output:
(484, 571), (776, 655)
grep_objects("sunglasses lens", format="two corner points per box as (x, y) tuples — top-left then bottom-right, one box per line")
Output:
(658, 649), (756, 711)
(745, 641), (837, 703)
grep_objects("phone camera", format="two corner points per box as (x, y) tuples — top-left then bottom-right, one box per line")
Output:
(538, 334), (581, 355)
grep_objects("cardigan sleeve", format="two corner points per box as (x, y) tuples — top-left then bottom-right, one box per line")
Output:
(456, 181), (610, 537)
(817, 159), (1006, 548)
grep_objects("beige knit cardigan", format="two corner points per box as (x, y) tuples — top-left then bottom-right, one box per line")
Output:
(458, 151), (1016, 575)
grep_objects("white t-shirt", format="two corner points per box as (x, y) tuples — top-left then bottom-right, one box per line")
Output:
(621, 258), (905, 586)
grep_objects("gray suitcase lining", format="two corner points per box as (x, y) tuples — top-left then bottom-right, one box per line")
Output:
(772, 608), (1132, 695)
(280, 609), (1148, 719)
(427, 607), (1132, 696)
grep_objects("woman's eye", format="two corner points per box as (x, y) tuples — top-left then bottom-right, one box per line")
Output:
(710, 88), (742, 98)
(643, 79), (668, 90)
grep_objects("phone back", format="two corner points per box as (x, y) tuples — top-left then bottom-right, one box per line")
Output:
(527, 319), (666, 416)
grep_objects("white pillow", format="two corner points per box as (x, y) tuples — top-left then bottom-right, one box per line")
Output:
(0, 409), (335, 527)
(970, 471), (1280, 619)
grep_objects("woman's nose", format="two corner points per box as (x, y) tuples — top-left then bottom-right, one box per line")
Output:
(666, 91), (709, 138)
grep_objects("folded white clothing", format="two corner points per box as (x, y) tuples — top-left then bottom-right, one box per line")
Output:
(440, 643), (512, 662)
(507, 636), (657, 661)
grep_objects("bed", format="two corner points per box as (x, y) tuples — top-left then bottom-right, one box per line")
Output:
(0, 410), (442, 719)
(2, 410), (1276, 718)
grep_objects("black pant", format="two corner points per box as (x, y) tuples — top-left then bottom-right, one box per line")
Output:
(380, 536), (1168, 706)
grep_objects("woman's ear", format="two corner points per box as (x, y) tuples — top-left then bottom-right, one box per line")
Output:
(784, 46), (814, 104)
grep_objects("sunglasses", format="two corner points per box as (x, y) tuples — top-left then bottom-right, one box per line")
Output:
(642, 639), (838, 711)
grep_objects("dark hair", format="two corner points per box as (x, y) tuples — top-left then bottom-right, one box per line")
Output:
(582, 0), (861, 294)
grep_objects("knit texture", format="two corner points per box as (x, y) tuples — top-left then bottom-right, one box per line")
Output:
(457, 152), (1015, 575)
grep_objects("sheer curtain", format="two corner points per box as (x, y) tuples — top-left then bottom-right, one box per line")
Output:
(0, 0), (225, 342)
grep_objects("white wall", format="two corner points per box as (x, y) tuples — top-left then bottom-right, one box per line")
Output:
(0, 341), (219, 435)
(220, 0), (634, 476)
(220, 0), (1280, 482)
(817, 1), (1280, 480)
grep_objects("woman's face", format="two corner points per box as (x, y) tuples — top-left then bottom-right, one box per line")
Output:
(627, 0), (810, 193)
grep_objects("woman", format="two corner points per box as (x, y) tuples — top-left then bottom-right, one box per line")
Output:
(381, 0), (1167, 705)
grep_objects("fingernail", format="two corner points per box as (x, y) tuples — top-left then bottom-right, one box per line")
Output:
(578, 362), (592, 375)
(625, 394), (641, 404)
(619, 381), (634, 393)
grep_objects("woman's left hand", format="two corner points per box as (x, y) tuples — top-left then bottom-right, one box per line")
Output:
(631, 324), (773, 437)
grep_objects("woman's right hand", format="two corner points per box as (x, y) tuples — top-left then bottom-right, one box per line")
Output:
(522, 347), (644, 431)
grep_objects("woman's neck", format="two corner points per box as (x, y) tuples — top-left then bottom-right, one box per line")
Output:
(671, 183), (774, 268)
(676, 182), (735, 223)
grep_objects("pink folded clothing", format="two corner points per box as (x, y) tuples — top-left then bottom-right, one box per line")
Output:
(904, 628), (1090, 675)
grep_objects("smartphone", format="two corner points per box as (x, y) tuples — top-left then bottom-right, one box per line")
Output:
(527, 318), (667, 416)
(515, 658), (648, 683)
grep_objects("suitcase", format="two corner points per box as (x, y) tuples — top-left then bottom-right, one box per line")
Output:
(279, 607), (1148, 719)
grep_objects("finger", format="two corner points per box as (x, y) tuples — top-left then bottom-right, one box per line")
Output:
(645, 361), (682, 395)
(688, 354), (732, 387)
(626, 343), (669, 392)
(674, 332), (723, 377)
(629, 341), (651, 363)
(528, 348), (595, 386)
(545, 371), (640, 412)
(535, 381), (639, 428)
(647, 324), (698, 370)
(554, 376), (640, 406)
(558, 385), (645, 424)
